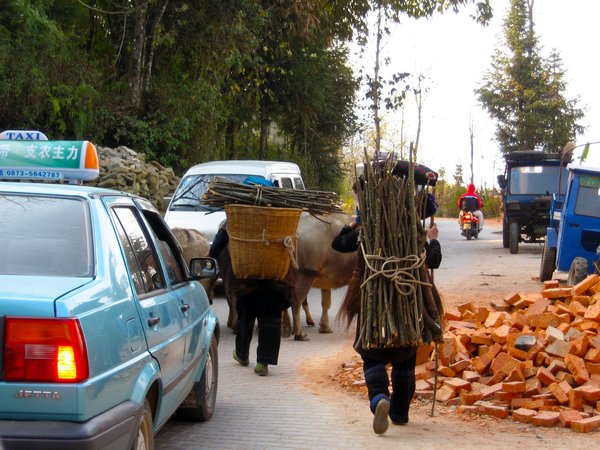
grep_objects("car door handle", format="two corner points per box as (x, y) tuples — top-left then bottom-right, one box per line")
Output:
(568, 222), (580, 228)
(180, 303), (190, 313)
(148, 317), (161, 327)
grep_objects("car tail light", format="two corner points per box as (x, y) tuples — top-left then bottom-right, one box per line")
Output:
(3, 317), (89, 382)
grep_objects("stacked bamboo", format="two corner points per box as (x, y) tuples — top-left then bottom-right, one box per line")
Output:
(201, 178), (343, 214)
(356, 159), (441, 349)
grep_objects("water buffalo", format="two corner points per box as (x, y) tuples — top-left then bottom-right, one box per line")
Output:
(217, 211), (358, 340)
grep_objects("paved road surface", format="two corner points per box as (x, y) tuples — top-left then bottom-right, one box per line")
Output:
(155, 218), (565, 450)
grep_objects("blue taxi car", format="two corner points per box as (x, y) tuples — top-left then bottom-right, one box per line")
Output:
(0, 132), (219, 449)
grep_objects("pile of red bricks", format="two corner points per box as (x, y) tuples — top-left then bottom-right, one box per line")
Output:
(415, 273), (600, 432)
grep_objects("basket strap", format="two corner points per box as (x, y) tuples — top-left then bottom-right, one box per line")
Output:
(228, 234), (299, 270)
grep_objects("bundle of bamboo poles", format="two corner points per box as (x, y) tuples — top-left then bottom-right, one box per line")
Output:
(357, 158), (440, 349)
(202, 178), (344, 214)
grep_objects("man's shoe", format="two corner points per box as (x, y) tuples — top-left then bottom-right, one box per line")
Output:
(372, 397), (390, 435)
(254, 363), (268, 376)
(233, 350), (249, 366)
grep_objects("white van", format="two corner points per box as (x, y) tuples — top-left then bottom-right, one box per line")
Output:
(164, 160), (305, 242)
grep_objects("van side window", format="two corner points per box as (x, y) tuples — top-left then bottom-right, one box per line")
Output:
(293, 177), (305, 190)
(280, 177), (293, 189)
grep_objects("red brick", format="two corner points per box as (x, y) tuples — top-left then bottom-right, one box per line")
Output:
(526, 297), (551, 317)
(583, 348), (600, 363)
(536, 367), (557, 386)
(524, 378), (542, 397)
(545, 339), (573, 358)
(571, 416), (600, 433)
(529, 313), (561, 329)
(480, 383), (503, 399)
(570, 335), (590, 357)
(483, 404), (509, 419)
(512, 408), (537, 423)
(444, 377), (472, 393)
(502, 381), (526, 393)
(449, 359), (472, 373)
(435, 385), (456, 403)
(494, 391), (522, 402)
(484, 311), (505, 328)
(473, 343), (502, 374)
(541, 288), (573, 299)
(548, 382), (569, 404)
(462, 370), (480, 382)
(531, 411), (560, 427)
(575, 384), (600, 402)
(559, 409), (583, 427)
(564, 353), (590, 385)
(504, 292), (523, 305)
(460, 390), (483, 405)
(569, 389), (584, 410)
(573, 274), (600, 296)
(543, 280), (560, 289)
(584, 303), (600, 321)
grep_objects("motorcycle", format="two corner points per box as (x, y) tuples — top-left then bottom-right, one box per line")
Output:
(459, 209), (480, 240)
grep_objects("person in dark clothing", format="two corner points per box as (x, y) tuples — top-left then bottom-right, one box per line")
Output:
(210, 226), (291, 376)
(333, 215), (442, 434)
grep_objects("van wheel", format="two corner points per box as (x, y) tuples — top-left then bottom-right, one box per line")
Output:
(509, 222), (519, 254)
(540, 241), (556, 282)
(132, 399), (153, 450)
(502, 218), (509, 248)
(568, 257), (588, 286)
(177, 335), (218, 422)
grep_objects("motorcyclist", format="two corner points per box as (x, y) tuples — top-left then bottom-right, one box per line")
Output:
(458, 183), (484, 231)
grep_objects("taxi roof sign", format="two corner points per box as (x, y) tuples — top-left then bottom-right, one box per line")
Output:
(0, 132), (99, 182)
(0, 130), (48, 141)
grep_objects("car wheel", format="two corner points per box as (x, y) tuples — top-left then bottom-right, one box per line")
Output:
(567, 257), (588, 286)
(177, 335), (218, 422)
(509, 222), (519, 254)
(539, 240), (556, 282)
(132, 399), (153, 450)
(502, 218), (509, 248)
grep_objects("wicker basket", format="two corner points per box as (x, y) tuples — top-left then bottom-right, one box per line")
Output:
(225, 204), (303, 280)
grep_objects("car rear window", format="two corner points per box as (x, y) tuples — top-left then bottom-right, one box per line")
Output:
(0, 194), (92, 276)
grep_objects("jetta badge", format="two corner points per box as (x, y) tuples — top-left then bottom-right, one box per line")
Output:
(15, 390), (61, 400)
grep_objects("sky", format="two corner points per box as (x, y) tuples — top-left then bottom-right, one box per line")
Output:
(353, 0), (600, 188)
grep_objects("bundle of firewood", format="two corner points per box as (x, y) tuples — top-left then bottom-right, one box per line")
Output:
(357, 159), (442, 348)
(202, 178), (343, 215)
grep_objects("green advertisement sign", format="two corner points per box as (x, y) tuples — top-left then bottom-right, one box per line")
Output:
(0, 140), (83, 169)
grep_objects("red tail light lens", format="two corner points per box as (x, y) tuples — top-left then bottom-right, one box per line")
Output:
(463, 213), (472, 220)
(3, 317), (89, 382)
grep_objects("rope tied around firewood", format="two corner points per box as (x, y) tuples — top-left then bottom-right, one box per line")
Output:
(360, 245), (431, 297)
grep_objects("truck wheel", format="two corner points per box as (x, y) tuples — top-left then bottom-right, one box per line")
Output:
(502, 218), (509, 248)
(509, 222), (519, 254)
(567, 257), (588, 286)
(177, 335), (218, 422)
(132, 399), (153, 450)
(540, 241), (556, 281)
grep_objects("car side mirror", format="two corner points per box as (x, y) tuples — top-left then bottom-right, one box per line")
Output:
(497, 175), (507, 190)
(190, 257), (218, 280)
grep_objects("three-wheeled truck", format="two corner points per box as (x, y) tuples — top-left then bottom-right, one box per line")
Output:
(539, 152), (600, 284)
(498, 151), (570, 254)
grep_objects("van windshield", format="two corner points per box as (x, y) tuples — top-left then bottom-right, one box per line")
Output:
(169, 174), (267, 210)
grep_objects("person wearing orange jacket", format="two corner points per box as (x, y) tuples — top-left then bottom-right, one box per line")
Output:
(457, 183), (484, 230)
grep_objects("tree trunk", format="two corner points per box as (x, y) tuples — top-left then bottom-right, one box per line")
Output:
(259, 118), (270, 160)
(143, 0), (169, 92)
(129, 0), (149, 110)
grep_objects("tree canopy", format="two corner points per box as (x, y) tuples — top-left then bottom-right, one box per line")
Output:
(476, 0), (584, 154)
(1, 0), (491, 191)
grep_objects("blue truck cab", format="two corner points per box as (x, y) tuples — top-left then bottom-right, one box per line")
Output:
(0, 131), (220, 449)
(540, 158), (600, 283)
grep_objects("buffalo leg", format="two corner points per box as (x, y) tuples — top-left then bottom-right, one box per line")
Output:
(318, 288), (333, 333)
(292, 301), (309, 341)
(302, 298), (315, 326)
(281, 309), (292, 338)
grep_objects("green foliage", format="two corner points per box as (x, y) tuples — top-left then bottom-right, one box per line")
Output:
(476, 0), (584, 154)
(434, 178), (500, 219)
